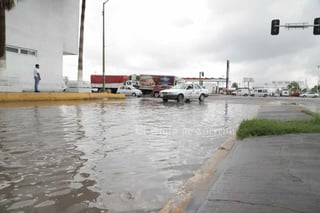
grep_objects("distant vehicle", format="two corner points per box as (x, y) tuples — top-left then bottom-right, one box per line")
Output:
(152, 84), (172, 98)
(64, 80), (92, 93)
(117, 85), (142, 97)
(299, 92), (319, 98)
(251, 88), (269, 97)
(289, 91), (300, 97)
(91, 75), (138, 93)
(231, 88), (250, 96)
(281, 89), (289, 97)
(160, 83), (207, 103)
(139, 75), (181, 94)
(91, 74), (181, 94)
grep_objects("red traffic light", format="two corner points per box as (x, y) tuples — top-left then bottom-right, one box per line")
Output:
(271, 19), (280, 35)
(314, 17), (320, 35)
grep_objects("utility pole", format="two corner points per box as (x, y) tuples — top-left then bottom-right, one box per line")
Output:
(226, 60), (230, 93)
(102, 0), (110, 92)
(318, 65), (320, 93)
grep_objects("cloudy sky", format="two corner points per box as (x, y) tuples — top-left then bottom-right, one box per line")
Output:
(63, 0), (320, 88)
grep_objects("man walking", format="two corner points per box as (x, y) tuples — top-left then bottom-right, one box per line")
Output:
(34, 64), (41, 92)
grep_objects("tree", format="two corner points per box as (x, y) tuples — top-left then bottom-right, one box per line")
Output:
(231, 82), (238, 89)
(287, 81), (300, 93)
(77, 0), (86, 83)
(0, 0), (15, 86)
(310, 85), (319, 93)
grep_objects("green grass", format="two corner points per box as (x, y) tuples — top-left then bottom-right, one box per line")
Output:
(236, 110), (320, 140)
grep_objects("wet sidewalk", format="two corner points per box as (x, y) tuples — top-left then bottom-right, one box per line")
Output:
(197, 105), (320, 213)
(0, 92), (125, 102)
(197, 133), (320, 213)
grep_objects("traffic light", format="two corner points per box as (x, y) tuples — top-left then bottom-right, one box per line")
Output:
(314, 17), (320, 35)
(271, 19), (280, 35)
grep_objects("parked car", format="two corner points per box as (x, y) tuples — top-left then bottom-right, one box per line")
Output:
(117, 85), (142, 97)
(289, 91), (300, 97)
(299, 92), (319, 98)
(231, 88), (250, 96)
(152, 84), (172, 98)
(160, 83), (207, 103)
(250, 88), (269, 97)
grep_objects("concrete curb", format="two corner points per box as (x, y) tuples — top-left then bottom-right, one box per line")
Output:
(0, 92), (125, 102)
(159, 135), (236, 213)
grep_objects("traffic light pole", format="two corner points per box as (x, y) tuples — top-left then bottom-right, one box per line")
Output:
(271, 17), (320, 35)
(282, 23), (315, 29)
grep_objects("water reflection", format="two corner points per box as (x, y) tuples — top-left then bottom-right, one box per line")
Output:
(0, 98), (259, 212)
(0, 105), (101, 212)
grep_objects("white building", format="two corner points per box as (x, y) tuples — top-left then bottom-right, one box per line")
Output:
(183, 77), (228, 94)
(1, 0), (79, 92)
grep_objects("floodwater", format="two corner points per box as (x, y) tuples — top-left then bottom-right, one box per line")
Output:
(0, 97), (259, 212)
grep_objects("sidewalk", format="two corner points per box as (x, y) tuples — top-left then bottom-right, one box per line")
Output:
(0, 92), (125, 102)
(196, 105), (320, 213)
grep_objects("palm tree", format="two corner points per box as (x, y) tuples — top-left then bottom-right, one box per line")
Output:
(77, 0), (86, 84)
(0, 0), (15, 86)
(287, 81), (300, 93)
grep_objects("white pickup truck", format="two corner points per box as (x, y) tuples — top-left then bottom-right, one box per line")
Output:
(231, 88), (250, 96)
(160, 83), (207, 103)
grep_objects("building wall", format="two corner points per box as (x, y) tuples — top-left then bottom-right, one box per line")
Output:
(4, 0), (79, 92)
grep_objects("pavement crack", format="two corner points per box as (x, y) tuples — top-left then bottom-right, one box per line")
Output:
(208, 199), (305, 213)
(287, 169), (303, 183)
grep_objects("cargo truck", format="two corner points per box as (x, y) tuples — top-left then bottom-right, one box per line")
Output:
(139, 74), (182, 94)
(91, 74), (182, 94)
(90, 75), (138, 93)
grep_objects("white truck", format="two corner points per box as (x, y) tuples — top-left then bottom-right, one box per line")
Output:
(90, 75), (138, 93)
(231, 88), (250, 96)
(250, 88), (269, 97)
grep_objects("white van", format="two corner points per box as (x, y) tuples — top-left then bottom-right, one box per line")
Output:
(281, 89), (289, 97)
(231, 88), (250, 96)
(251, 88), (269, 97)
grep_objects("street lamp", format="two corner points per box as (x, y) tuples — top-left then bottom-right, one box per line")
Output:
(102, 0), (110, 92)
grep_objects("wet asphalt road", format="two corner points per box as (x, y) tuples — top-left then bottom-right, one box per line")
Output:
(0, 95), (319, 212)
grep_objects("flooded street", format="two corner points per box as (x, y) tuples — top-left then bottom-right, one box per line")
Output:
(0, 96), (279, 212)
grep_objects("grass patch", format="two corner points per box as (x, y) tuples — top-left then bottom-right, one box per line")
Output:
(236, 110), (320, 140)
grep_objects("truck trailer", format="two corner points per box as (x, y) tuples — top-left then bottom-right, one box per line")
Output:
(90, 75), (138, 93)
(139, 74), (181, 94)
(91, 74), (182, 94)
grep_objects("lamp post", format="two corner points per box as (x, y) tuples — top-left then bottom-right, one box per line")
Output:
(102, 0), (110, 92)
